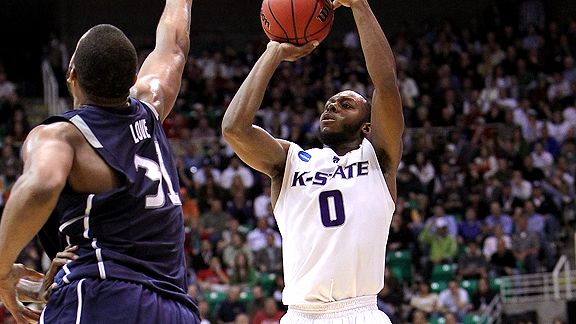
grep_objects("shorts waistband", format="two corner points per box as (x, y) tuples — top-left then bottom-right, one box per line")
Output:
(288, 295), (377, 314)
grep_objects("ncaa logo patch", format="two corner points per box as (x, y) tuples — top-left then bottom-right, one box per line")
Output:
(298, 151), (312, 162)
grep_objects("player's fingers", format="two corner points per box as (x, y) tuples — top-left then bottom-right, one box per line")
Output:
(64, 245), (79, 252)
(55, 251), (79, 262)
(332, 1), (342, 9)
(22, 306), (42, 322)
(20, 268), (44, 281)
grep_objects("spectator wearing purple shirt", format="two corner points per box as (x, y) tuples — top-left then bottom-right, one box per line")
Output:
(484, 201), (514, 235)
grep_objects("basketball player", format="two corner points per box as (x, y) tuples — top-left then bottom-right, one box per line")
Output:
(222, 0), (403, 322)
(0, 0), (201, 323)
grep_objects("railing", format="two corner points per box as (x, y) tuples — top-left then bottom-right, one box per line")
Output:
(482, 294), (502, 324)
(500, 255), (576, 303)
(41, 59), (61, 116)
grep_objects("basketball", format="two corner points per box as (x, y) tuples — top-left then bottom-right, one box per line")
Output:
(260, 0), (334, 46)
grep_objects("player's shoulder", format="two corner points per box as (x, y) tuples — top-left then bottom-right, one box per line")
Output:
(30, 121), (84, 144)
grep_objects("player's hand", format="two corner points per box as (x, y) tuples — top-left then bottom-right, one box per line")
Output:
(0, 264), (43, 324)
(40, 245), (78, 302)
(267, 41), (319, 62)
(332, 0), (364, 9)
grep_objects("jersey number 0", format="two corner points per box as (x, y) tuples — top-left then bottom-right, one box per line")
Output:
(319, 190), (345, 227)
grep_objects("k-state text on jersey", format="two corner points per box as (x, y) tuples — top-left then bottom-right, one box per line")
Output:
(130, 119), (151, 143)
(291, 161), (369, 187)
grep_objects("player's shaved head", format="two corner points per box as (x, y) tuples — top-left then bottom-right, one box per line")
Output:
(71, 24), (138, 100)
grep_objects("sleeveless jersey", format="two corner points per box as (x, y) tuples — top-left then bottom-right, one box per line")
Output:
(41, 98), (197, 313)
(274, 138), (395, 305)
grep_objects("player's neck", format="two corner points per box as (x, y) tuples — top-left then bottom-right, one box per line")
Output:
(327, 138), (363, 156)
(78, 94), (130, 108)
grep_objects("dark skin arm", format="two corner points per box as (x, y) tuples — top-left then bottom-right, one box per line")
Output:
(131, 0), (193, 121)
(0, 1), (193, 322)
(339, 0), (404, 200)
(221, 41), (317, 206)
(0, 124), (75, 323)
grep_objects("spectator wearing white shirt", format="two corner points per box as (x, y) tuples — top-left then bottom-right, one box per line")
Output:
(530, 141), (554, 176)
(483, 224), (512, 259)
(547, 111), (573, 144)
(193, 157), (222, 187)
(409, 151), (435, 192)
(246, 217), (281, 252)
(547, 72), (573, 103)
(438, 280), (472, 321)
(221, 155), (255, 190)
(253, 185), (272, 219)
(398, 69), (419, 109)
(511, 170), (533, 200)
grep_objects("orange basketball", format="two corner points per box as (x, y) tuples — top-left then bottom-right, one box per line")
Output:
(260, 0), (334, 46)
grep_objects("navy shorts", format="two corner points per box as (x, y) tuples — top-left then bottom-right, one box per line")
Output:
(40, 278), (200, 324)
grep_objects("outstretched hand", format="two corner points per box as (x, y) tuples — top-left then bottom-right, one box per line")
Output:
(267, 41), (319, 62)
(0, 264), (43, 324)
(332, 0), (362, 9)
(40, 245), (78, 302)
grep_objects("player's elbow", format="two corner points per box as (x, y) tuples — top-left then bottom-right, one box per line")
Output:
(221, 122), (242, 142)
(18, 173), (66, 204)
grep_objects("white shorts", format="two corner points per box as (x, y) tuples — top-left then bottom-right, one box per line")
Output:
(280, 295), (391, 324)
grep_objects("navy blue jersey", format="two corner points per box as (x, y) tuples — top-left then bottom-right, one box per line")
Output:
(41, 98), (197, 313)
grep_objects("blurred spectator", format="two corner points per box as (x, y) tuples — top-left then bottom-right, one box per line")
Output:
(200, 198), (232, 244)
(194, 157), (223, 188)
(228, 252), (258, 287)
(251, 297), (284, 324)
(388, 213), (413, 252)
(438, 280), (472, 320)
(472, 278), (496, 312)
(254, 233), (283, 274)
(457, 241), (488, 279)
(512, 216), (540, 273)
(246, 217), (281, 252)
(408, 151), (435, 194)
(226, 188), (254, 226)
(409, 281), (439, 318)
(0, 145), (22, 186)
(484, 201), (514, 235)
(222, 232), (253, 270)
(0, 71), (16, 100)
(483, 224), (512, 260)
(490, 238), (519, 277)
(419, 218), (458, 278)
(215, 285), (246, 324)
(253, 185), (271, 219)
(221, 156), (255, 190)
(458, 207), (483, 244)
(196, 256), (230, 291)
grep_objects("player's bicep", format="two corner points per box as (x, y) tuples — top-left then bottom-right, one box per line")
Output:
(22, 125), (75, 192)
(369, 88), (404, 170)
(224, 125), (289, 178)
(131, 50), (187, 121)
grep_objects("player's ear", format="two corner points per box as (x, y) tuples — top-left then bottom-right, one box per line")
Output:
(362, 122), (371, 135)
(67, 65), (77, 83)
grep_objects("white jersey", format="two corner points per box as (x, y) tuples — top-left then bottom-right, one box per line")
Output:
(274, 138), (395, 305)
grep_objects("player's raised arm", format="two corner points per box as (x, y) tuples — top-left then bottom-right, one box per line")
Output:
(131, 0), (193, 121)
(222, 41), (317, 178)
(337, 0), (404, 184)
(0, 124), (75, 323)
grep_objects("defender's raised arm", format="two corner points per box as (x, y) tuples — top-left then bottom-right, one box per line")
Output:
(131, 0), (193, 121)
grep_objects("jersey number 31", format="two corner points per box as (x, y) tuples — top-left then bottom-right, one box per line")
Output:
(134, 140), (182, 208)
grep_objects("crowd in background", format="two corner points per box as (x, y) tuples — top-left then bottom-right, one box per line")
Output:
(1, 2), (576, 323)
